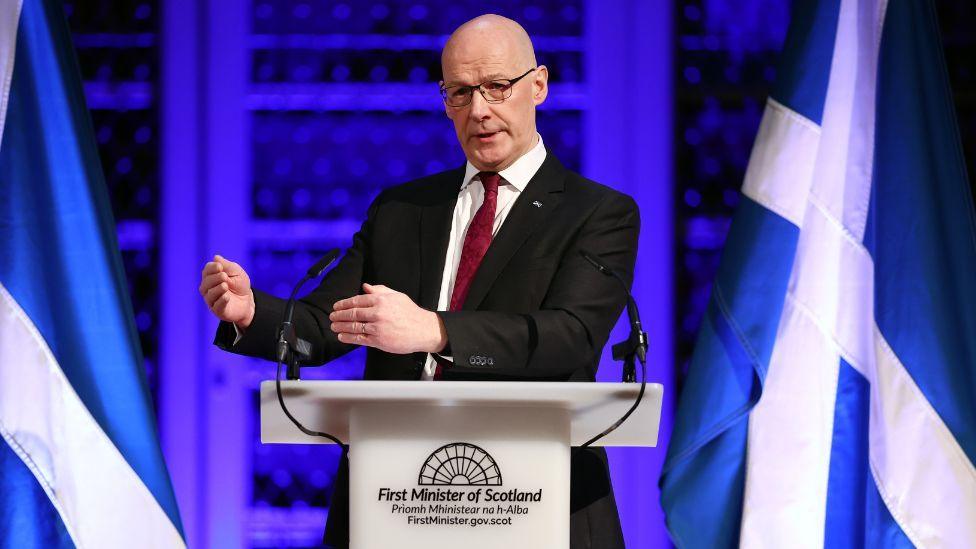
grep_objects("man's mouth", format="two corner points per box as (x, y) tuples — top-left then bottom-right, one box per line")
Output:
(475, 131), (500, 141)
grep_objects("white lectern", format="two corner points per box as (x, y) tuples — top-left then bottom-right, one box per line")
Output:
(260, 381), (663, 549)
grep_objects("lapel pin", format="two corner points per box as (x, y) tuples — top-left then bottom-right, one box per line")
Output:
(532, 201), (543, 208)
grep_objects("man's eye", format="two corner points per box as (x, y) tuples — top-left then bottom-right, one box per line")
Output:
(485, 82), (509, 92)
(451, 87), (471, 98)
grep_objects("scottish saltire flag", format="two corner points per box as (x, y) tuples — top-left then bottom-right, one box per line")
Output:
(0, 0), (184, 546)
(660, 0), (976, 546)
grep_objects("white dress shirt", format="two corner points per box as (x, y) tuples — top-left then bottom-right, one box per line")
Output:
(421, 135), (548, 380)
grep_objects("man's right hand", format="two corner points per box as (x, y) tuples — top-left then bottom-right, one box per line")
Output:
(199, 255), (256, 329)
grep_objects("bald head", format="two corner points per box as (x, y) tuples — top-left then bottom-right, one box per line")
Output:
(442, 14), (537, 76)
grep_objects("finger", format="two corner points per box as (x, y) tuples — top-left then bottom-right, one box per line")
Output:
(202, 261), (222, 276)
(329, 308), (379, 322)
(362, 283), (394, 294)
(211, 291), (233, 315)
(333, 295), (364, 311)
(336, 332), (373, 346)
(214, 254), (244, 276)
(330, 321), (376, 335)
(205, 282), (228, 308)
(205, 283), (226, 308)
(333, 294), (377, 311)
(199, 272), (228, 295)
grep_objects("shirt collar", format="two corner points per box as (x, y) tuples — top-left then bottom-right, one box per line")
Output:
(461, 134), (547, 193)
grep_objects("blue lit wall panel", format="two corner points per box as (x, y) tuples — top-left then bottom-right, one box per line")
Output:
(674, 0), (789, 378)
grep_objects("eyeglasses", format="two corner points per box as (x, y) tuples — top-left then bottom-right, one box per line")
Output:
(439, 68), (537, 107)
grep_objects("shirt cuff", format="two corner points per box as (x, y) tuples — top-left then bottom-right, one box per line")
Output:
(232, 323), (245, 346)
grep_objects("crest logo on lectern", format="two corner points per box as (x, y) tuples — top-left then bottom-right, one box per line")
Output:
(418, 442), (502, 486)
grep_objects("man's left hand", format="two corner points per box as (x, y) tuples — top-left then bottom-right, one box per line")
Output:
(330, 283), (448, 354)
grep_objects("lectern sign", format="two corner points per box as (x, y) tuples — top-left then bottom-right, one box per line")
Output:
(377, 442), (546, 528)
(262, 381), (664, 549)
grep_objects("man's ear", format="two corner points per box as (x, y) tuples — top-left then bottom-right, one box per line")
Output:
(532, 65), (549, 106)
(439, 80), (451, 118)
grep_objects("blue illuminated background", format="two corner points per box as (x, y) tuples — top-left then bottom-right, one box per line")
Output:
(64, 0), (975, 547)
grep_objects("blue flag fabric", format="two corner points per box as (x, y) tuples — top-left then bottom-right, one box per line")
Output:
(660, 0), (976, 547)
(0, 0), (184, 546)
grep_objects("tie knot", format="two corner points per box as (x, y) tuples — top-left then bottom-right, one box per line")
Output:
(478, 172), (501, 194)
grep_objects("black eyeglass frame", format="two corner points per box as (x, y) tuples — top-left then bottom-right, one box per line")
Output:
(439, 67), (538, 107)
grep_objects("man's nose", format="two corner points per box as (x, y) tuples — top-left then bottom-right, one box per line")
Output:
(468, 88), (491, 120)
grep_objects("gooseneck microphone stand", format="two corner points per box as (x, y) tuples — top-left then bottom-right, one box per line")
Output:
(611, 291), (648, 384)
(275, 249), (345, 445)
(578, 250), (649, 449)
(277, 249), (340, 380)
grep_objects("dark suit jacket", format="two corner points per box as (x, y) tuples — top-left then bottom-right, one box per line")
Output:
(216, 152), (638, 548)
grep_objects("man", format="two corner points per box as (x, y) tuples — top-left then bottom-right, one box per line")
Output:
(200, 14), (638, 548)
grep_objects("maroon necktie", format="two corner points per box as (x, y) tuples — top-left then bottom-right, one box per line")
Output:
(434, 172), (501, 378)
(450, 172), (501, 311)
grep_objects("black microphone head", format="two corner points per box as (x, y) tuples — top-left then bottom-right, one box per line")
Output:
(579, 249), (612, 276)
(307, 249), (340, 278)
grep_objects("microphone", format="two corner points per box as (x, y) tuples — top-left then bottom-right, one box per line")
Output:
(278, 249), (341, 379)
(307, 249), (342, 277)
(577, 249), (649, 449)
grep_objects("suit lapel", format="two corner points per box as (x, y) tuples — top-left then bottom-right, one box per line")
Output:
(462, 153), (567, 311)
(418, 168), (463, 310)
